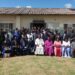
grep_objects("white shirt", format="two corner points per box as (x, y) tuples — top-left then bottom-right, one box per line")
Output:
(27, 33), (33, 41)
(62, 41), (70, 46)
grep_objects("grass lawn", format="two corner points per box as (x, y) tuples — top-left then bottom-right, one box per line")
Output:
(0, 56), (75, 75)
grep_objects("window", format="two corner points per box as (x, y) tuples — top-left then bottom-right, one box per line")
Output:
(73, 24), (75, 27)
(0, 23), (13, 31)
(48, 22), (59, 30)
(64, 24), (68, 30)
(72, 24), (75, 29)
(9, 23), (13, 30)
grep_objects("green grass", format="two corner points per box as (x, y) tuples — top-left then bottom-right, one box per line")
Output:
(0, 56), (75, 75)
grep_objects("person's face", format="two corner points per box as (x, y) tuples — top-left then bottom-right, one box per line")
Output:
(38, 35), (41, 39)
(48, 37), (51, 41)
(57, 38), (59, 41)
(65, 39), (68, 42)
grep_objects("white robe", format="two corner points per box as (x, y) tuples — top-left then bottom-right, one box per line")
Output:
(35, 38), (44, 55)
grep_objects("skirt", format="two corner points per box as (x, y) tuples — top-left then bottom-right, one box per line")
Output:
(55, 48), (61, 57)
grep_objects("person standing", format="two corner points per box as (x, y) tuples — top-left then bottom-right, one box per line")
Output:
(35, 34), (44, 55)
(44, 36), (53, 56)
(71, 39), (75, 58)
(54, 37), (62, 57)
(62, 38), (71, 58)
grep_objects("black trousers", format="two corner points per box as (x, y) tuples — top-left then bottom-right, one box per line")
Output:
(0, 46), (3, 57)
(72, 49), (75, 58)
(10, 47), (21, 56)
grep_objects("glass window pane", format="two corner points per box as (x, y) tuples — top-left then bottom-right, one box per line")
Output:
(9, 23), (13, 29)
(0, 23), (13, 31)
(64, 24), (68, 29)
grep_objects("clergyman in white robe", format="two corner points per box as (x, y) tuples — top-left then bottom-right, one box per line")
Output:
(35, 38), (44, 55)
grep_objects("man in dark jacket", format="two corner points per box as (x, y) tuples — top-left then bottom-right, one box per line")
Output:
(71, 39), (75, 58)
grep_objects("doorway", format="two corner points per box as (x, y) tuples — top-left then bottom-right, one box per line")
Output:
(30, 20), (46, 29)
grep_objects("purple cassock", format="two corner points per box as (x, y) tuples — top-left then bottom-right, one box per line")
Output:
(44, 40), (53, 56)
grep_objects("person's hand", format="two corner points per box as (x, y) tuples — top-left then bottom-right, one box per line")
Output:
(36, 45), (39, 47)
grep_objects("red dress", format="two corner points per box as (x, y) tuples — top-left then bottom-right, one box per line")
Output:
(54, 41), (61, 57)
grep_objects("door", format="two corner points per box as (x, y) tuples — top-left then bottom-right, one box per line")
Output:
(30, 20), (46, 29)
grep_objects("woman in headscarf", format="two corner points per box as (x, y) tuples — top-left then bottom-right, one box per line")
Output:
(44, 36), (53, 56)
(54, 36), (62, 57)
(35, 34), (44, 55)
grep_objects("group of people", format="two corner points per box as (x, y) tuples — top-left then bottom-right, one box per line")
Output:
(0, 27), (75, 58)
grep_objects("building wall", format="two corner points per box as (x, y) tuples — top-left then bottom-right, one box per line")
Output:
(0, 14), (75, 30)
(0, 15), (16, 29)
(20, 15), (75, 30)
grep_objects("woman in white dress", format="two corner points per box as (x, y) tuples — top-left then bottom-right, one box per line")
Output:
(35, 34), (44, 55)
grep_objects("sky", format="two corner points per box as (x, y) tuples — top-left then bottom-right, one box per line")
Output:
(0, 0), (75, 8)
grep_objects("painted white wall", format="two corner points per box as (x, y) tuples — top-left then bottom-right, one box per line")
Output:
(0, 14), (75, 30)
(20, 15), (75, 29)
(0, 15), (16, 29)
(16, 16), (20, 29)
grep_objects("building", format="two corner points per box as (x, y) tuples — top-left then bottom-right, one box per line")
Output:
(0, 8), (75, 31)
